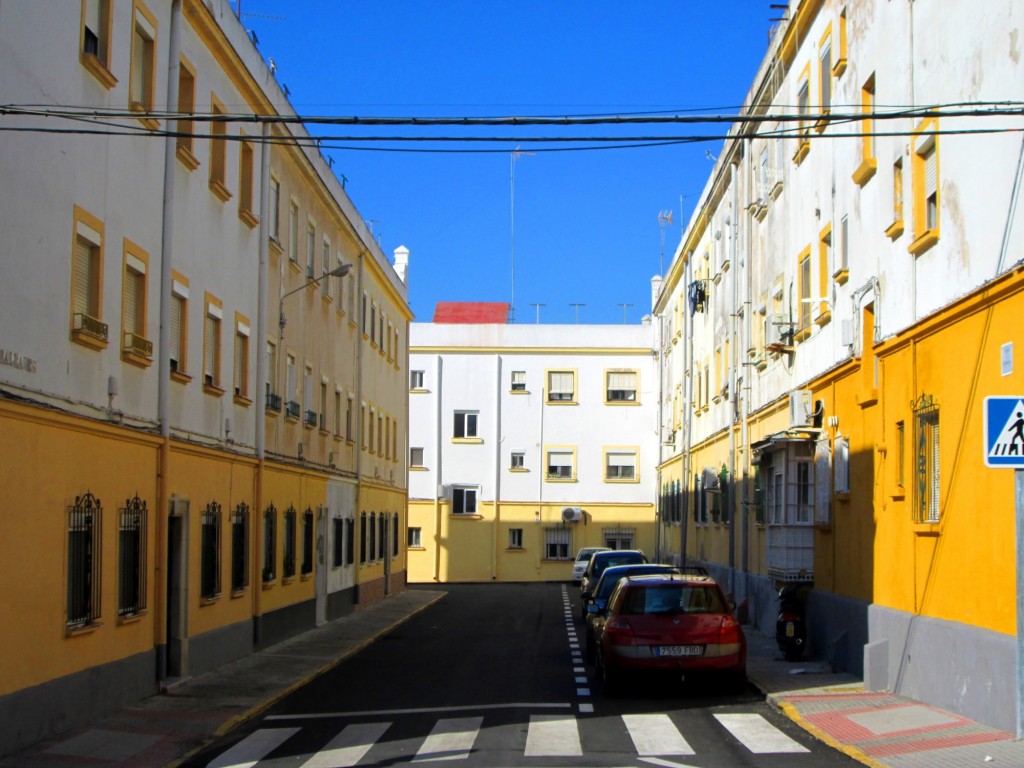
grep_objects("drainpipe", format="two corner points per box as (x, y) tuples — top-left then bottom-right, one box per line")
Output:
(155, 0), (182, 683)
(433, 355), (443, 582)
(252, 121), (270, 645)
(741, 137), (752, 581)
(681, 253), (693, 567)
(493, 355), (502, 580)
(728, 163), (738, 595)
(654, 309), (664, 565)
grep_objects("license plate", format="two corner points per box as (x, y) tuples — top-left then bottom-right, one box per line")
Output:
(656, 645), (702, 657)
(785, 622), (795, 638)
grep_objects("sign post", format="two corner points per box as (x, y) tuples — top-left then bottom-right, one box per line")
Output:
(984, 397), (1024, 738)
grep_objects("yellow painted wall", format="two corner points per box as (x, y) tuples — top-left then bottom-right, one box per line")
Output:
(0, 402), (159, 695)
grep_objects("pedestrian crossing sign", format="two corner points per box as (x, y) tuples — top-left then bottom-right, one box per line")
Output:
(984, 396), (1024, 468)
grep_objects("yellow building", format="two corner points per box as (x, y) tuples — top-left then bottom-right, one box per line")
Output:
(654, 0), (1024, 731)
(0, 0), (409, 756)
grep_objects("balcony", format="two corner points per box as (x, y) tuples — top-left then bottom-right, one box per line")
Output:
(266, 392), (282, 413)
(285, 400), (301, 419)
(71, 312), (109, 349)
(304, 410), (318, 428)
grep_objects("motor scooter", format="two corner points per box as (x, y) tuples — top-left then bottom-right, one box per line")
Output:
(776, 585), (806, 661)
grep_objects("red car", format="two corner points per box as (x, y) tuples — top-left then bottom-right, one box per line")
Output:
(595, 573), (746, 693)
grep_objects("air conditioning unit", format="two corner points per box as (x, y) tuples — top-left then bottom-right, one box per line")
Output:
(701, 466), (721, 491)
(561, 506), (583, 523)
(765, 313), (791, 349)
(789, 389), (813, 427)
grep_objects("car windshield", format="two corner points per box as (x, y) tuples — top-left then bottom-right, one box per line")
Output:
(620, 585), (726, 616)
(594, 554), (642, 576)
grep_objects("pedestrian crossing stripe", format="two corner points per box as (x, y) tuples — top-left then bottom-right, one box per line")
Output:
(206, 712), (809, 766)
(984, 397), (1024, 467)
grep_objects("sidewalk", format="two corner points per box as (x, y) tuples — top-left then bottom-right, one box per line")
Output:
(4, 589), (1023, 768)
(745, 629), (1024, 767)
(0, 589), (447, 768)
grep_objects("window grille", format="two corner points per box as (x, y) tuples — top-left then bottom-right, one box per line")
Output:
(393, 513), (400, 558)
(68, 492), (103, 626)
(118, 494), (147, 616)
(346, 518), (355, 565)
(200, 501), (221, 598)
(913, 395), (941, 523)
(230, 502), (249, 592)
(301, 508), (314, 575)
(369, 512), (377, 561)
(603, 527), (636, 550)
(262, 504), (276, 581)
(378, 513), (386, 560)
(360, 512), (367, 564)
(544, 527), (571, 560)
(332, 517), (344, 567)
(283, 506), (297, 577)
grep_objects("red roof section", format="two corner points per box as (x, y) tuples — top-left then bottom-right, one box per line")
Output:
(432, 302), (510, 324)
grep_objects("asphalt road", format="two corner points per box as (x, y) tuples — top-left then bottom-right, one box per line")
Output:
(186, 583), (862, 767)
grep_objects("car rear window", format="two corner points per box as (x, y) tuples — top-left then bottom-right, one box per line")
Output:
(620, 585), (726, 615)
(596, 554), (643, 572)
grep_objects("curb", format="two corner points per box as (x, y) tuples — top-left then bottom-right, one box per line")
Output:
(165, 592), (447, 768)
(774, 699), (886, 768)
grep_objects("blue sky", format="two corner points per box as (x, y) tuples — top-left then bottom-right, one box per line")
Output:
(239, 2), (773, 324)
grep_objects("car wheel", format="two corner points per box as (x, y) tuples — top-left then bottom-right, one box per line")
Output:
(598, 648), (622, 695)
(585, 632), (595, 663)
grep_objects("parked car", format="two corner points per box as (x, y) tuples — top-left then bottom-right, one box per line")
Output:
(584, 563), (681, 660)
(571, 546), (611, 584)
(579, 549), (647, 616)
(594, 573), (746, 694)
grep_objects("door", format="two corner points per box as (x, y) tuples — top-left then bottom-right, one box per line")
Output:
(315, 506), (327, 625)
(166, 499), (189, 678)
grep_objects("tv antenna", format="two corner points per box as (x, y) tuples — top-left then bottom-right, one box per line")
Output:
(510, 146), (534, 324)
(658, 210), (674, 274)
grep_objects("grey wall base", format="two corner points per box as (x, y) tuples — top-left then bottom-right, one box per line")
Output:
(327, 586), (356, 621)
(869, 603), (1016, 733)
(259, 597), (317, 649)
(0, 649), (157, 759)
(188, 618), (254, 678)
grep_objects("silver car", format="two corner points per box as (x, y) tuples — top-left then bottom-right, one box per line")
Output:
(571, 546), (611, 584)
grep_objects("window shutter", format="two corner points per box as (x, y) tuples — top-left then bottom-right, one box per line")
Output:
(123, 270), (139, 334)
(204, 315), (216, 380)
(234, 334), (244, 393)
(74, 238), (92, 316)
(607, 371), (636, 391)
(549, 372), (573, 396)
(924, 147), (937, 198)
(169, 295), (182, 363)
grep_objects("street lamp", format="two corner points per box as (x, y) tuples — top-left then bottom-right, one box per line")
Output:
(274, 263), (352, 417)
(279, 262), (352, 331)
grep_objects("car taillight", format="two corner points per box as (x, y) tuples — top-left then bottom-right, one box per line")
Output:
(719, 615), (741, 644)
(605, 617), (634, 642)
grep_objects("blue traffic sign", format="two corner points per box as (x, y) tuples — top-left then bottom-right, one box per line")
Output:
(985, 397), (1024, 468)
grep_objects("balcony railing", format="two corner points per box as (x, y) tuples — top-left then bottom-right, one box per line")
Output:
(304, 410), (318, 428)
(122, 331), (153, 358)
(73, 312), (108, 342)
(266, 392), (282, 412)
(285, 400), (301, 419)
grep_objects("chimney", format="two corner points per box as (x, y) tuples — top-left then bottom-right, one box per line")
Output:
(650, 275), (663, 313)
(393, 245), (409, 284)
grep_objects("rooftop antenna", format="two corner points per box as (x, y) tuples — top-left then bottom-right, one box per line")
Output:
(569, 303), (585, 324)
(510, 146), (534, 324)
(618, 303), (634, 324)
(658, 209), (674, 274)
(530, 303), (545, 324)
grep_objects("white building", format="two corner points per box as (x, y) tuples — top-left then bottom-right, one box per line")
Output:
(407, 306), (660, 582)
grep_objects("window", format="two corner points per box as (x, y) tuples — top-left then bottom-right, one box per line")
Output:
(368, 513), (376, 560)
(408, 527), (422, 548)
(605, 449), (638, 481)
(262, 504), (277, 581)
(546, 448), (575, 481)
(606, 370), (637, 402)
(200, 501), (221, 599)
(896, 420), (906, 489)
(511, 370), (526, 392)
(451, 486), (478, 515)
(547, 370), (576, 403)
(283, 506), (297, 577)
(306, 223), (316, 279)
(121, 242), (151, 365)
(238, 138), (257, 227)
(301, 509), (314, 575)
(319, 379), (328, 431)
(67, 492), (103, 627)
(834, 8), (848, 76)
(544, 527), (571, 560)
(910, 118), (940, 255)
(834, 436), (850, 494)
(267, 179), (281, 244)
(510, 451), (525, 470)
(835, 215), (849, 283)
(359, 513), (367, 564)
(816, 226), (832, 325)
(129, 3), (157, 124)
(853, 74), (877, 186)
(332, 517), (345, 566)
(508, 528), (523, 549)
(913, 399), (941, 523)
(233, 316), (250, 400)
(169, 275), (188, 376)
(604, 527), (635, 550)
(117, 495), (147, 617)
(176, 57), (198, 167)
(887, 157), (906, 239)
(410, 370), (425, 389)
(81, 0), (115, 87)
(321, 238), (332, 297)
(346, 395), (354, 442)
(393, 513), (400, 558)
(410, 447), (425, 467)
(334, 388), (343, 437)
(203, 295), (223, 392)
(288, 201), (299, 263)
(208, 94), (230, 200)
(71, 206), (108, 348)
(304, 365), (315, 427)
(797, 247), (812, 337)
(285, 354), (297, 415)
(453, 411), (478, 439)
(794, 66), (811, 163)
(230, 503), (249, 592)
(818, 30), (832, 121)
